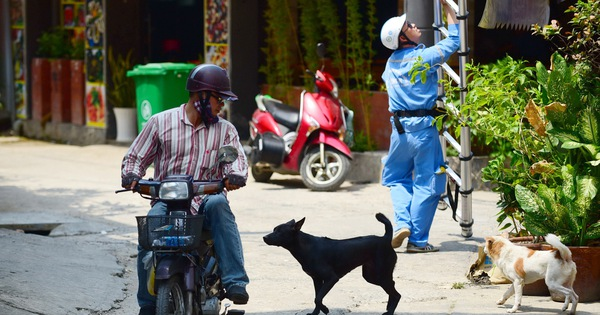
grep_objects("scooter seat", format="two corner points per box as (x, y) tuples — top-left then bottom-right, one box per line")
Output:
(263, 98), (300, 131)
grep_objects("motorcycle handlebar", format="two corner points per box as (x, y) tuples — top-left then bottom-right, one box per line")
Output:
(115, 179), (225, 197)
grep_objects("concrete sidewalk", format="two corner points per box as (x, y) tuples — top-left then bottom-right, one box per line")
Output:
(0, 138), (597, 314)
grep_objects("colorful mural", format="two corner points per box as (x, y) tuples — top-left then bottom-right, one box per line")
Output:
(84, 0), (106, 127)
(204, 0), (229, 69)
(10, 0), (26, 119)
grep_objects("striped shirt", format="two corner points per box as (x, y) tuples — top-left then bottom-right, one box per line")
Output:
(121, 104), (248, 212)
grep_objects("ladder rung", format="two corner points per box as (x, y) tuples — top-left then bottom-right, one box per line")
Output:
(445, 166), (462, 187)
(442, 99), (459, 117)
(443, 130), (461, 152)
(441, 63), (460, 85)
(438, 26), (449, 37)
(445, 0), (459, 14)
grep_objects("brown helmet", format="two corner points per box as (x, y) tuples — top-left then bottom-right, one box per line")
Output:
(185, 64), (238, 101)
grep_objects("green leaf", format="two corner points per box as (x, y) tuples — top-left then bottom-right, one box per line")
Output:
(561, 165), (576, 201)
(515, 185), (540, 214)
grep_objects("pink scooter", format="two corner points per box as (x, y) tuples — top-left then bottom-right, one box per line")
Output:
(247, 44), (354, 191)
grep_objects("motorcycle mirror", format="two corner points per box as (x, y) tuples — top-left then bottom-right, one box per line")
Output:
(317, 42), (326, 59)
(217, 146), (238, 164)
(205, 146), (238, 176)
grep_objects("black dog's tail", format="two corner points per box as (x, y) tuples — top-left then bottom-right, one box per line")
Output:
(375, 213), (393, 240)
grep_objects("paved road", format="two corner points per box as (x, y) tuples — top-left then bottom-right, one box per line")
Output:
(0, 137), (597, 315)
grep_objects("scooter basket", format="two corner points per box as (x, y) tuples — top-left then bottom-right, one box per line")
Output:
(251, 132), (285, 166)
(136, 215), (204, 250)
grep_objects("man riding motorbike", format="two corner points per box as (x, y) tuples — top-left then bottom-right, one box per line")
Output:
(121, 64), (250, 315)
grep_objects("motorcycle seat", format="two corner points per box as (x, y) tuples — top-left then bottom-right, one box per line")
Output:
(263, 98), (300, 131)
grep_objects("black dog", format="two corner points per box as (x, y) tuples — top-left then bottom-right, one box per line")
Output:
(263, 213), (401, 315)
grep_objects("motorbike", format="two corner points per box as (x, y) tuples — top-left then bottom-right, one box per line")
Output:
(247, 43), (354, 191)
(116, 146), (244, 315)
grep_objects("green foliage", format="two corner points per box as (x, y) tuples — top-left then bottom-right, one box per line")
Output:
(298, 0), (321, 89)
(447, 0), (600, 245)
(71, 38), (85, 60)
(37, 27), (72, 59)
(533, 0), (600, 76)
(472, 52), (600, 246)
(107, 47), (136, 108)
(515, 166), (600, 246)
(350, 130), (377, 152)
(345, 0), (377, 92)
(316, 0), (346, 89)
(261, 0), (379, 150)
(260, 0), (296, 96)
(445, 56), (538, 160)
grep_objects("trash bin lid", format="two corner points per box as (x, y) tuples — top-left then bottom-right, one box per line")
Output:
(127, 62), (196, 77)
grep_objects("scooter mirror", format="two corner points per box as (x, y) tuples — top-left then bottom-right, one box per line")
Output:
(317, 43), (326, 59)
(217, 146), (238, 164)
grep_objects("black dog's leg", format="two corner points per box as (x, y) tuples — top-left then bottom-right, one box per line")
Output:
(310, 278), (328, 315)
(309, 276), (338, 315)
(363, 262), (401, 315)
(380, 279), (401, 315)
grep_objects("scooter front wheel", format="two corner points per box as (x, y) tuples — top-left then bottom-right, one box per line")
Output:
(300, 147), (350, 191)
(156, 276), (186, 315)
(251, 164), (273, 183)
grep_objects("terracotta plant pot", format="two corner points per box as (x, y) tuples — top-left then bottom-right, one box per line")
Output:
(31, 58), (52, 122)
(551, 246), (600, 303)
(509, 237), (552, 296)
(510, 237), (600, 302)
(70, 60), (86, 125)
(50, 59), (71, 123)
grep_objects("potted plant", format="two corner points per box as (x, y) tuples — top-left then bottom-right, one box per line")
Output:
(32, 27), (70, 123)
(70, 38), (86, 125)
(445, 0), (600, 302)
(107, 47), (137, 142)
(37, 27), (73, 123)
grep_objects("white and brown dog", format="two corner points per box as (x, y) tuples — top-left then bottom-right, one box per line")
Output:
(484, 234), (578, 314)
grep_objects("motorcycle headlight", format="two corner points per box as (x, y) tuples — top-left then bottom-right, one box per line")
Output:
(159, 181), (190, 200)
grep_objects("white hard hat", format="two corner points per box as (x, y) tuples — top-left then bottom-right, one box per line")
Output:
(380, 14), (407, 50)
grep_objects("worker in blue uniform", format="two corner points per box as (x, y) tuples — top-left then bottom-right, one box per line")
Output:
(380, 0), (459, 253)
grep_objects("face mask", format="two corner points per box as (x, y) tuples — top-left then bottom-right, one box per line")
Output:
(193, 93), (219, 127)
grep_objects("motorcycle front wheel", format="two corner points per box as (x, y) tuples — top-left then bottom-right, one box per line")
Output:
(156, 276), (186, 315)
(300, 147), (350, 191)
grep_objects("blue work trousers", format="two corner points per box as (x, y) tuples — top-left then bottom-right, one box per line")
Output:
(381, 124), (446, 247)
(137, 193), (249, 308)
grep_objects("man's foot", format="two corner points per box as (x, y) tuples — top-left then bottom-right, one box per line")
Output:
(139, 305), (155, 315)
(226, 285), (249, 304)
(391, 228), (411, 248)
(406, 242), (439, 253)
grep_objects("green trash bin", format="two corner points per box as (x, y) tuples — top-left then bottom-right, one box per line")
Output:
(127, 63), (196, 131)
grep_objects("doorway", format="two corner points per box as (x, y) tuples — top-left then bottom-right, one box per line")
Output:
(147, 0), (204, 63)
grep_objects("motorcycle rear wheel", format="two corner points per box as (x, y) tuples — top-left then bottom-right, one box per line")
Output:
(156, 276), (186, 315)
(300, 147), (350, 191)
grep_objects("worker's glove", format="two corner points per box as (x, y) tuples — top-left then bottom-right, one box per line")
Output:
(122, 172), (141, 188)
(225, 174), (246, 187)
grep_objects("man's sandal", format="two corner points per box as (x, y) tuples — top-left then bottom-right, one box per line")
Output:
(406, 242), (439, 253)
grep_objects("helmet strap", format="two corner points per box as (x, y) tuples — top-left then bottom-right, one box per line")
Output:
(399, 31), (418, 47)
(193, 92), (219, 127)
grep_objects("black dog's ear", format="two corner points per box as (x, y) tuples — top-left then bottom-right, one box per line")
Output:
(294, 217), (305, 231)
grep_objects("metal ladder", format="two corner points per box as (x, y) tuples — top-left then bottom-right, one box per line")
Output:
(433, 0), (474, 238)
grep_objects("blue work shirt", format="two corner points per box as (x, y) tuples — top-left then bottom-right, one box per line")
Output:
(382, 24), (460, 133)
